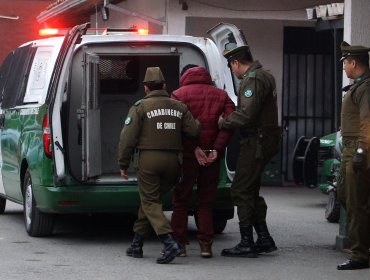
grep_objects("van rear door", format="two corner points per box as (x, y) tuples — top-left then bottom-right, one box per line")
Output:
(48, 23), (89, 182)
(207, 23), (248, 181)
(81, 52), (102, 180)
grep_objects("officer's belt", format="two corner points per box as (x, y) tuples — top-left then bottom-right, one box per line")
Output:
(240, 130), (257, 138)
(342, 137), (358, 148)
(240, 127), (281, 138)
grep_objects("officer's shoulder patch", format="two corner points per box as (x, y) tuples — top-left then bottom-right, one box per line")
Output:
(246, 72), (256, 78)
(244, 88), (254, 98)
(124, 116), (132, 125)
(134, 99), (142, 106)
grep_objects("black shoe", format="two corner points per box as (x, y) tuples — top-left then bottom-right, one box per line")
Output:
(254, 222), (278, 254)
(255, 236), (278, 253)
(157, 234), (181, 264)
(126, 233), (144, 258)
(221, 224), (257, 258)
(221, 243), (258, 258)
(337, 259), (369, 270)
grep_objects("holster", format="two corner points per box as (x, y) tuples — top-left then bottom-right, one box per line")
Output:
(255, 130), (264, 159)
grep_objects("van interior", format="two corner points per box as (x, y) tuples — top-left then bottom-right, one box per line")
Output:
(65, 42), (207, 183)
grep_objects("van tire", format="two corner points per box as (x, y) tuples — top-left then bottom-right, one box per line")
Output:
(194, 213), (228, 234)
(213, 219), (228, 234)
(23, 171), (54, 237)
(325, 190), (340, 223)
(0, 196), (6, 214)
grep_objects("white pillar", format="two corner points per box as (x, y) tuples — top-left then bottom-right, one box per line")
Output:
(342, 0), (370, 86)
(344, 0), (370, 46)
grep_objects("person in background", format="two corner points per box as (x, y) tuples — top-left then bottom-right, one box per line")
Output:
(219, 45), (281, 258)
(170, 65), (235, 258)
(336, 41), (370, 270)
(118, 67), (200, 264)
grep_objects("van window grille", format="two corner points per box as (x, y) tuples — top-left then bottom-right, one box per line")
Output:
(99, 56), (139, 94)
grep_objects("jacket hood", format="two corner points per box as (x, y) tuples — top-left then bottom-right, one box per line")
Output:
(180, 66), (213, 87)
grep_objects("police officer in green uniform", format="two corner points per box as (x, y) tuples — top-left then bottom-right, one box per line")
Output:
(219, 45), (280, 258)
(118, 67), (200, 264)
(336, 42), (370, 270)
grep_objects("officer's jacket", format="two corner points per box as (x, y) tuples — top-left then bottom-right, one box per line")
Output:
(220, 61), (278, 135)
(341, 70), (370, 150)
(118, 89), (200, 169)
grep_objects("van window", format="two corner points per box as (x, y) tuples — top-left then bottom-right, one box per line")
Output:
(0, 51), (14, 103)
(24, 46), (59, 104)
(100, 56), (139, 94)
(1, 44), (36, 109)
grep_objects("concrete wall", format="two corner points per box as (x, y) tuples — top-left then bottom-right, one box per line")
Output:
(91, 0), (167, 33)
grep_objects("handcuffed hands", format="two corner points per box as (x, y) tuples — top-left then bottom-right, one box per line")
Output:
(194, 147), (218, 166)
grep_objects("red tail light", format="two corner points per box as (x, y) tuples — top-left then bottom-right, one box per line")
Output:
(42, 115), (52, 158)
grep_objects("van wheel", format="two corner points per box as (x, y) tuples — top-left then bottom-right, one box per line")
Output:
(194, 214), (228, 234)
(325, 191), (340, 223)
(213, 219), (228, 234)
(0, 196), (6, 214)
(23, 171), (54, 237)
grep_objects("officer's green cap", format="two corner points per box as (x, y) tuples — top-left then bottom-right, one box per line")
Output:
(223, 45), (251, 61)
(340, 41), (370, 62)
(143, 67), (165, 83)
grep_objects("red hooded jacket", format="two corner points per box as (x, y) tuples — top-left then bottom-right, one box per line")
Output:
(172, 66), (235, 157)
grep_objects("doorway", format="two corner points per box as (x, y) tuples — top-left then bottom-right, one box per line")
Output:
(282, 27), (342, 182)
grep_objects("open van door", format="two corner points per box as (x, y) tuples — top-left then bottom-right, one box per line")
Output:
(207, 23), (248, 181)
(48, 23), (89, 182)
(81, 53), (102, 180)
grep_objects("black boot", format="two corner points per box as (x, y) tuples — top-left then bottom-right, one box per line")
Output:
(221, 224), (257, 258)
(156, 234), (181, 264)
(254, 222), (277, 253)
(126, 233), (144, 258)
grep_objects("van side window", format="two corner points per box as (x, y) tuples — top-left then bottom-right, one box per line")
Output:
(1, 44), (36, 109)
(0, 51), (15, 104)
(99, 56), (139, 94)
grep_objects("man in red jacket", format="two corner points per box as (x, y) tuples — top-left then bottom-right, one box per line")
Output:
(170, 65), (235, 258)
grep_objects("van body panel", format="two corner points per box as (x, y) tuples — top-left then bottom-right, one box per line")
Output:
(32, 181), (232, 214)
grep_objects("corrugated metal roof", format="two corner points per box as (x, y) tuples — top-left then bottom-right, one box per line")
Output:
(37, 0), (103, 23)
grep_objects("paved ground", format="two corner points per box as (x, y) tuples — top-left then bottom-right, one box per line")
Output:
(0, 185), (369, 280)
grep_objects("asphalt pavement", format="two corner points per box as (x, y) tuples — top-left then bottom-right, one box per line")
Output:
(0, 185), (369, 280)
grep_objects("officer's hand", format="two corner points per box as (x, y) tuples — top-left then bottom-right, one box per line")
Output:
(120, 169), (129, 180)
(218, 116), (225, 129)
(194, 147), (207, 166)
(352, 148), (366, 173)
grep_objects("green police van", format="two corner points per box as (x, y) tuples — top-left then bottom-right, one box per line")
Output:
(0, 23), (249, 236)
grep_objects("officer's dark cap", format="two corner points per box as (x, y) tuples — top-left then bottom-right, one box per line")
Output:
(223, 45), (251, 61)
(340, 41), (370, 62)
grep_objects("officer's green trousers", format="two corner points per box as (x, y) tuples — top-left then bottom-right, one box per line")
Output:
(133, 150), (180, 236)
(337, 144), (370, 264)
(231, 134), (280, 225)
